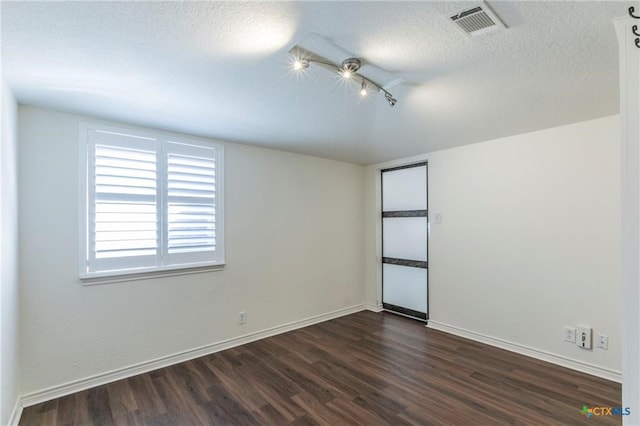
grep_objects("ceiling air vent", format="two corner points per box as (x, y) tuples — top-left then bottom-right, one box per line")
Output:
(450, 2), (506, 37)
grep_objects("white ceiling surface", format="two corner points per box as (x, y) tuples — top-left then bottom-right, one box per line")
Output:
(1, 1), (625, 165)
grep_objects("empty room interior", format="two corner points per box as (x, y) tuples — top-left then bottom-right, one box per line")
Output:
(2, 1), (640, 425)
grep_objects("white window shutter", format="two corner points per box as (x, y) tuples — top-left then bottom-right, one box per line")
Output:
(81, 125), (224, 278)
(86, 130), (159, 273)
(164, 142), (220, 265)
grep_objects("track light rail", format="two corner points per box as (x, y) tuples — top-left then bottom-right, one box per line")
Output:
(288, 45), (398, 107)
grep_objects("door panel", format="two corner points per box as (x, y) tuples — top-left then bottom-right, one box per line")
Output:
(382, 264), (428, 314)
(382, 166), (428, 211)
(382, 217), (428, 261)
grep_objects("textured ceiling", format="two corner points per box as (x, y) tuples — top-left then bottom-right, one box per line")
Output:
(1, 1), (626, 164)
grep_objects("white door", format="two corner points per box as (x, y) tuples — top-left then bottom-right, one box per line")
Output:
(381, 163), (428, 320)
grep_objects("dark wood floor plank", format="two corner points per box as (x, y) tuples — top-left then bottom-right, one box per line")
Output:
(149, 369), (205, 426)
(249, 403), (289, 425)
(326, 397), (388, 426)
(232, 366), (306, 422)
(84, 386), (115, 426)
(199, 381), (260, 426)
(289, 391), (346, 425)
(165, 361), (211, 407)
(203, 359), (268, 412)
(105, 377), (138, 420)
(279, 350), (361, 400)
(258, 350), (336, 404)
(125, 373), (167, 418)
(19, 311), (622, 425)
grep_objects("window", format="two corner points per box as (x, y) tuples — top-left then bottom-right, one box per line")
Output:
(80, 123), (224, 280)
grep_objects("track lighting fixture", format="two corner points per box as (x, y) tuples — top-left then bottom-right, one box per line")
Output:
(288, 45), (398, 107)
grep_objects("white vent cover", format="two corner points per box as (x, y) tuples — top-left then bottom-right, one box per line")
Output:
(450, 2), (506, 37)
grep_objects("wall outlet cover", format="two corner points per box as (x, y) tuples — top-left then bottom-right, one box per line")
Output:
(596, 334), (609, 350)
(576, 326), (592, 349)
(564, 326), (576, 343)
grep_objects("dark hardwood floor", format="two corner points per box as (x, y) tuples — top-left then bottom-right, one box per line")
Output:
(20, 311), (622, 425)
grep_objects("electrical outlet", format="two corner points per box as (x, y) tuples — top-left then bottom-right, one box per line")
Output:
(564, 326), (576, 343)
(239, 311), (247, 325)
(596, 334), (609, 350)
(576, 326), (592, 349)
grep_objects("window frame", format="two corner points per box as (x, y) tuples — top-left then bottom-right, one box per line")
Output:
(79, 122), (225, 284)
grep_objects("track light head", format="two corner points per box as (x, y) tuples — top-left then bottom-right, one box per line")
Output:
(293, 58), (309, 71)
(385, 92), (397, 107)
(360, 80), (368, 97)
(341, 58), (361, 74)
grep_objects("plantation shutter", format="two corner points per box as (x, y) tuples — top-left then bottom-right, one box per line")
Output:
(82, 125), (224, 278)
(86, 130), (159, 273)
(164, 141), (218, 265)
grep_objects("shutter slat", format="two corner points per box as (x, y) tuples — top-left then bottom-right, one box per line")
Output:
(166, 173), (215, 184)
(96, 203), (156, 213)
(96, 222), (157, 232)
(168, 163), (215, 172)
(95, 166), (156, 180)
(168, 156), (215, 169)
(96, 239), (157, 251)
(96, 248), (157, 259)
(168, 181), (215, 192)
(169, 214), (215, 222)
(97, 186), (156, 196)
(96, 231), (157, 241)
(169, 230), (215, 237)
(167, 189), (215, 198)
(96, 176), (156, 188)
(96, 214), (157, 223)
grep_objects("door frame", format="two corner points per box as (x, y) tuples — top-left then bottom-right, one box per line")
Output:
(380, 161), (429, 321)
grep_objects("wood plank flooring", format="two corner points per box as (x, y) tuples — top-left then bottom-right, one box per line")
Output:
(20, 311), (622, 425)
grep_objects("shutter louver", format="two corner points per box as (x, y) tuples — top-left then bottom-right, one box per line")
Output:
(167, 151), (216, 254)
(94, 144), (158, 259)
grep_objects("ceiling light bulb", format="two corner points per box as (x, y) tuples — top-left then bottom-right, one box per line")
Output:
(360, 81), (368, 96)
(293, 58), (309, 71)
(342, 70), (352, 79)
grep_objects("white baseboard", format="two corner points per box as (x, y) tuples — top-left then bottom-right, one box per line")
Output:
(427, 320), (622, 383)
(365, 303), (383, 312)
(8, 398), (22, 426)
(20, 304), (365, 408)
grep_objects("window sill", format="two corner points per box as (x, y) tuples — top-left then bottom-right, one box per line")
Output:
(80, 263), (225, 286)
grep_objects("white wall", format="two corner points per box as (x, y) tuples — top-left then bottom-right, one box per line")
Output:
(365, 115), (622, 376)
(15, 104), (623, 403)
(1, 82), (20, 423)
(18, 106), (365, 395)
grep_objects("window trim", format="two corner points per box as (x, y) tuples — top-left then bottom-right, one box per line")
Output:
(78, 122), (225, 283)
